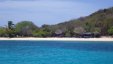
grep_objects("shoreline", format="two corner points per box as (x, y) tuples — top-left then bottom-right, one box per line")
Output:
(0, 37), (113, 41)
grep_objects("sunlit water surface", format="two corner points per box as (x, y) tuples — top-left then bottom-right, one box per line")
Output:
(0, 41), (113, 64)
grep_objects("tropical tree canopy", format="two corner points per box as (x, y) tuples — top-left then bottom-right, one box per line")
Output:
(108, 26), (113, 35)
(15, 21), (38, 36)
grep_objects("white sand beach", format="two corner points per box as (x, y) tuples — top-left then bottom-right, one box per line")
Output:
(0, 37), (113, 41)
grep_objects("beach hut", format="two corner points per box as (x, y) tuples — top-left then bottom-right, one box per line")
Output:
(81, 32), (94, 38)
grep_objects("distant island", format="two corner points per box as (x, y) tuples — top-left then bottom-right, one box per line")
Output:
(0, 7), (113, 38)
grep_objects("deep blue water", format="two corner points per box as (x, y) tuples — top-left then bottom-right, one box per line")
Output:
(0, 41), (113, 64)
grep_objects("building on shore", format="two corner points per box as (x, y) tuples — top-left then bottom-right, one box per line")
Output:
(81, 32), (101, 38)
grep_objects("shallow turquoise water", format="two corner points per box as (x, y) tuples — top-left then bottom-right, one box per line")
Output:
(0, 41), (113, 64)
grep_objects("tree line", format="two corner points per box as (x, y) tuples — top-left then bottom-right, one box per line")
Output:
(0, 20), (113, 38)
(0, 21), (55, 37)
(0, 7), (113, 37)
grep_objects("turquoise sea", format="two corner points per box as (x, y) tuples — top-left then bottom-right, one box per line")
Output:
(0, 41), (113, 64)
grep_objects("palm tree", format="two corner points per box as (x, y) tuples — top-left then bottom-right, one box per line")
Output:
(8, 21), (14, 29)
(8, 21), (15, 37)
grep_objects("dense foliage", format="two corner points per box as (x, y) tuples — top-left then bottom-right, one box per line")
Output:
(15, 21), (39, 37)
(0, 7), (113, 37)
(108, 26), (113, 35)
(49, 7), (113, 36)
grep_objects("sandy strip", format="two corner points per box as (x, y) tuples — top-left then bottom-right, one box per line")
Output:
(0, 37), (113, 41)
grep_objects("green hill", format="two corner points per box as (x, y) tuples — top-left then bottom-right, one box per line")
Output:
(48, 7), (113, 36)
(1, 7), (113, 37)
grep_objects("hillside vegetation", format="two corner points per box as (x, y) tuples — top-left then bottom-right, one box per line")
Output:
(49, 7), (113, 36)
(0, 7), (113, 37)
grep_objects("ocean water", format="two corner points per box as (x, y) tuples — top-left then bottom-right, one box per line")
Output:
(0, 41), (113, 64)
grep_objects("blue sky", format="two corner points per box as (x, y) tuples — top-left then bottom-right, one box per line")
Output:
(0, 0), (113, 26)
